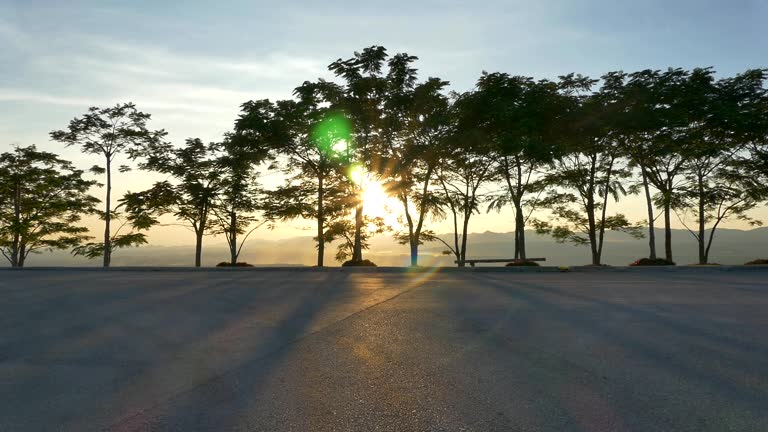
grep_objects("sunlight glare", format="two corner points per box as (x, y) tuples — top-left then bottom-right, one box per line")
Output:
(332, 139), (349, 155)
(360, 176), (401, 229)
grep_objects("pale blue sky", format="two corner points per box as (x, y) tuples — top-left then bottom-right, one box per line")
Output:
(2, 0), (765, 145)
(1, 0), (766, 243)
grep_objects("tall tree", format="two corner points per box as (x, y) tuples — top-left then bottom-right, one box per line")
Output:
(675, 68), (768, 263)
(322, 46), (389, 263)
(123, 138), (222, 267)
(676, 159), (766, 263)
(236, 93), (352, 267)
(435, 152), (494, 267)
(211, 133), (269, 265)
(536, 73), (643, 265)
(436, 103), (495, 266)
(0, 145), (98, 267)
(50, 103), (165, 267)
(381, 55), (452, 267)
(471, 73), (564, 260)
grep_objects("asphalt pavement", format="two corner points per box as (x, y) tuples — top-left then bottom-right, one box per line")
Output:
(1, 269), (767, 431)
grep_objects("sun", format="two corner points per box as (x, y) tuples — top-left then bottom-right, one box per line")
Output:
(359, 175), (401, 229)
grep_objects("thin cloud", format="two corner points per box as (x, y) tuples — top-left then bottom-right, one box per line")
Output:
(0, 90), (96, 107)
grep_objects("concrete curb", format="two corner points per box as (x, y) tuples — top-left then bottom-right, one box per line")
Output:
(2, 265), (768, 273)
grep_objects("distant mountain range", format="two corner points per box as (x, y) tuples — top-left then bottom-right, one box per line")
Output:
(10, 227), (768, 267)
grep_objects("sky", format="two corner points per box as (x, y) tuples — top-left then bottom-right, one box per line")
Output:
(1, 0), (767, 249)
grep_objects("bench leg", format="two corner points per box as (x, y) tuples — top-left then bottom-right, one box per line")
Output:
(470, 262), (475, 268)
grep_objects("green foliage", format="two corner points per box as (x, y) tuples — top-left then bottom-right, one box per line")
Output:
(0, 146), (98, 267)
(71, 232), (148, 259)
(50, 103), (166, 158)
(50, 102), (165, 267)
(22, 50), (768, 269)
(123, 138), (224, 266)
(209, 133), (270, 263)
(322, 216), (388, 262)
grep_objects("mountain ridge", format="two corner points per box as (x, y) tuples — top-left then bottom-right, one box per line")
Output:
(9, 227), (766, 267)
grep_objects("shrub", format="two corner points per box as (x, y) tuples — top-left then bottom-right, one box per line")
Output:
(629, 258), (676, 266)
(745, 259), (768, 265)
(341, 259), (377, 267)
(216, 262), (254, 267)
(505, 260), (540, 267)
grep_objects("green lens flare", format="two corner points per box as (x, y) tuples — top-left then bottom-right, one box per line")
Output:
(312, 113), (353, 158)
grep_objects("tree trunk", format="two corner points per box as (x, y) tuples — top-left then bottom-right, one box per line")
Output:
(588, 209), (600, 265)
(595, 157), (614, 266)
(586, 191), (599, 265)
(11, 184), (21, 267)
(460, 209), (471, 263)
(514, 201), (526, 260)
(452, 206), (462, 268)
(502, 157), (525, 260)
(410, 166), (435, 267)
(697, 175), (706, 264)
(103, 157), (112, 268)
(410, 240), (418, 267)
(641, 167), (657, 259)
(18, 244), (26, 268)
(664, 197), (673, 262)
(229, 211), (237, 265)
(352, 203), (363, 262)
(195, 228), (204, 267)
(317, 174), (325, 267)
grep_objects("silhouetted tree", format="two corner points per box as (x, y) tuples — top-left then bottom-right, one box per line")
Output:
(322, 216), (388, 262)
(236, 93), (353, 267)
(322, 46), (389, 263)
(50, 103), (165, 267)
(70, 209), (148, 260)
(123, 138), (222, 267)
(470, 73), (564, 260)
(381, 54), (452, 267)
(674, 69), (768, 263)
(0, 145), (98, 267)
(535, 74), (643, 265)
(437, 102), (495, 266)
(211, 133), (269, 265)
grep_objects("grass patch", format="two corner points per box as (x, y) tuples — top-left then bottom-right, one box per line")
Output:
(341, 259), (377, 267)
(216, 262), (254, 267)
(629, 258), (676, 266)
(505, 260), (540, 267)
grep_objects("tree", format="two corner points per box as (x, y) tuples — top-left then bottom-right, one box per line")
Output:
(124, 138), (222, 267)
(613, 69), (686, 262)
(436, 108), (495, 266)
(70, 209), (148, 260)
(210, 134), (269, 265)
(536, 73), (643, 265)
(50, 103), (165, 267)
(674, 68), (768, 263)
(0, 145), (98, 267)
(322, 216), (388, 262)
(322, 46), (390, 263)
(236, 93), (353, 267)
(379, 54), (452, 266)
(675, 159), (766, 263)
(469, 73), (563, 260)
